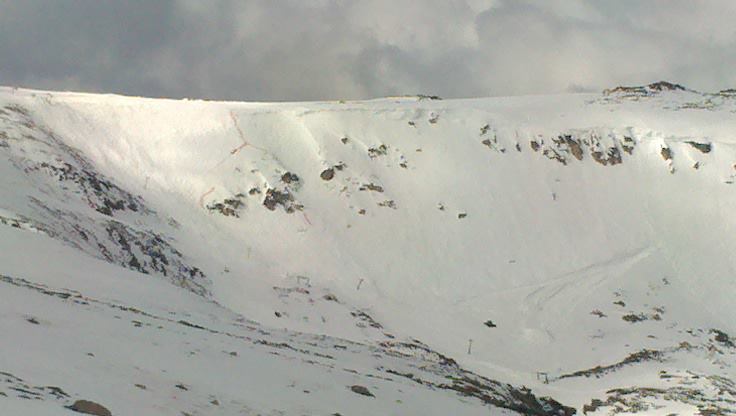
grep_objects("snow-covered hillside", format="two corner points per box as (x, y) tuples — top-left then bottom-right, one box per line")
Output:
(2, 83), (736, 415)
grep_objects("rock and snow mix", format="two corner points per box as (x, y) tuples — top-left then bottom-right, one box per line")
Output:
(1, 83), (735, 415)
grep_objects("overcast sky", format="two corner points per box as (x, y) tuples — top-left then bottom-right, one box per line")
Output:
(1, 0), (735, 101)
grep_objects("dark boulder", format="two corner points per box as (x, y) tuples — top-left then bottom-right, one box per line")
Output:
(350, 385), (374, 397)
(67, 400), (112, 416)
(320, 168), (335, 181)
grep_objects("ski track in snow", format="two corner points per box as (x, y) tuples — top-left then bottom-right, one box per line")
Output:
(522, 245), (655, 313)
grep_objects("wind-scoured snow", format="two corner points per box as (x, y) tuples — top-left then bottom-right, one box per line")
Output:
(1, 84), (735, 415)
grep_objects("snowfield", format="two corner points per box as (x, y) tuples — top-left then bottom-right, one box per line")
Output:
(1, 83), (735, 415)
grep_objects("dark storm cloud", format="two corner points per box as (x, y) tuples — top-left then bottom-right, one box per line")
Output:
(1, 0), (735, 101)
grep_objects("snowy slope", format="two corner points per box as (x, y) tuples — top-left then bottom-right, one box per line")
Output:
(2, 83), (736, 415)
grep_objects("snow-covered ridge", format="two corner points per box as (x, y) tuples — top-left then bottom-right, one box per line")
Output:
(2, 84), (736, 414)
